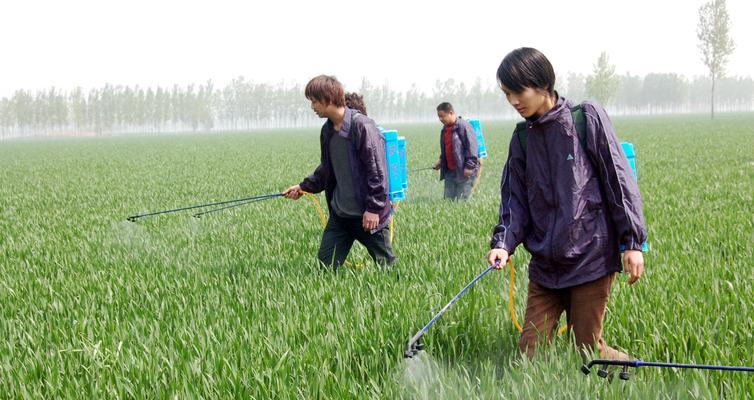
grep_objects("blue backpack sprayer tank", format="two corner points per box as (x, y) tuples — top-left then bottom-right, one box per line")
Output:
(468, 119), (488, 193)
(468, 119), (488, 159)
(381, 128), (408, 202)
(619, 141), (649, 252)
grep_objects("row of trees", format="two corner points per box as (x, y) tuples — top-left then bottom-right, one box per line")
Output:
(564, 0), (738, 117)
(565, 55), (754, 115)
(0, 1), (740, 138)
(1, 71), (752, 138)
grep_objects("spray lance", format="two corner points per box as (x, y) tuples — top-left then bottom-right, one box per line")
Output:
(581, 359), (754, 381)
(126, 192), (283, 222)
(404, 260), (507, 359)
(191, 193), (285, 217)
(408, 167), (435, 173)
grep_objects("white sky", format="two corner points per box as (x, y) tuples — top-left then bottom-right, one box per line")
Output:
(0, 0), (752, 97)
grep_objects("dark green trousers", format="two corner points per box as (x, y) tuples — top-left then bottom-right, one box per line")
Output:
(317, 212), (396, 270)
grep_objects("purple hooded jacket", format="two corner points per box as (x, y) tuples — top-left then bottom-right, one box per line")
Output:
(491, 96), (647, 289)
(299, 107), (392, 231)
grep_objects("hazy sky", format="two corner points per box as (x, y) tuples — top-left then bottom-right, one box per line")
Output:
(1, 0), (752, 97)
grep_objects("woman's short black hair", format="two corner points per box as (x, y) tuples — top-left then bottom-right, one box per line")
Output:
(496, 47), (556, 95)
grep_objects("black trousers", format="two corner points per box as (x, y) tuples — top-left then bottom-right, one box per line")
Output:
(317, 212), (396, 270)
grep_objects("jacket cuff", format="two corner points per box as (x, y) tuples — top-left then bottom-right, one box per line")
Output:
(621, 239), (643, 251)
(490, 240), (509, 251)
(299, 180), (315, 193)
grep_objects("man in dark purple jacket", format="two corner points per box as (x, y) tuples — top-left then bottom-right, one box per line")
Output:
(284, 75), (395, 270)
(433, 102), (479, 200)
(487, 48), (647, 361)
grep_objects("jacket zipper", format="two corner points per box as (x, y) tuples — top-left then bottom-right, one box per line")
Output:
(538, 122), (560, 286)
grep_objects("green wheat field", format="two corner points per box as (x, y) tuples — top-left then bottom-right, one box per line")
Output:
(1, 113), (752, 399)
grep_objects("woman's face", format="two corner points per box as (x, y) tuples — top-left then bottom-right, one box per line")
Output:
(500, 84), (552, 118)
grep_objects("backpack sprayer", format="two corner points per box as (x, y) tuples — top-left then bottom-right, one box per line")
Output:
(468, 119), (489, 194)
(379, 127), (408, 245)
(617, 142), (648, 252)
(381, 127), (408, 202)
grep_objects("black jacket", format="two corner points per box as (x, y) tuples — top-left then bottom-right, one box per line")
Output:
(300, 107), (392, 231)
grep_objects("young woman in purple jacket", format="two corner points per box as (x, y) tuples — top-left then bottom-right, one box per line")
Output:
(486, 48), (647, 361)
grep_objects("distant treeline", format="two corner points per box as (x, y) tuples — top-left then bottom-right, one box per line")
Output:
(1, 74), (752, 139)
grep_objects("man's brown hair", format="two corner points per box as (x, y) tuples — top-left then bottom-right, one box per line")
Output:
(305, 75), (345, 107)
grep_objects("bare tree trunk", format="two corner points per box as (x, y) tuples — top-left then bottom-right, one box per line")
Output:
(711, 74), (716, 119)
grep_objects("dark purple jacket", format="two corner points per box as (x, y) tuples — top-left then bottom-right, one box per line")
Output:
(491, 96), (647, 289)
(439, 117), (479, 183)
(299, 107), (392, 231)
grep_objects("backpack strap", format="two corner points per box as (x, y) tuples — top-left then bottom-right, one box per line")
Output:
(349, 109), (384, 151)
(349, 109), (361, 138)
(570, 104), (587, 149)
(514, 121), (528, 156)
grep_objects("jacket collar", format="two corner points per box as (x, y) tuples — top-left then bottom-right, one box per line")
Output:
(527, 93), (569, 126)
(326, 107), (354, 138)
(444, 116), (464, 131)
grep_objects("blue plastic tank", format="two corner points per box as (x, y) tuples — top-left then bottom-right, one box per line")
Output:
(621, 142), (638, 180)
(468, 119), (488, 159)
(619, 141), (648, 252)
(398, 137), (408, 193)
(382, 129), (405, 201)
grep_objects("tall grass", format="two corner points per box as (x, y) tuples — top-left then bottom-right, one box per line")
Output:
(0, 113), (752, 398)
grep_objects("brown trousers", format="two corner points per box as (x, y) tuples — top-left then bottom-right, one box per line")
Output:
(519, 272), (628, 360)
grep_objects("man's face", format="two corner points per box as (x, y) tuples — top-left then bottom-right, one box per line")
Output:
(437, 110), (456, 126)
(500, 85), (549, 118)
(310, 98), (332, 118)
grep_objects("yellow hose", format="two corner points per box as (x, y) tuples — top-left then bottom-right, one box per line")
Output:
(471, 160), (484, 195)
(303, 191), (327, 228)
(507, 259), (523, 333)
(389, 201), (399, 244)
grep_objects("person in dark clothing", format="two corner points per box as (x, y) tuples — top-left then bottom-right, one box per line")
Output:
(283, 76), (395, 270)
(433, 102), (479, 200)
(486, 48), (647, 360)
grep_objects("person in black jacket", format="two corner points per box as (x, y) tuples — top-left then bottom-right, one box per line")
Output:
(433, 102), (479, 200)
(284, 75), (395, 270)
(487, 48), (647, 360)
